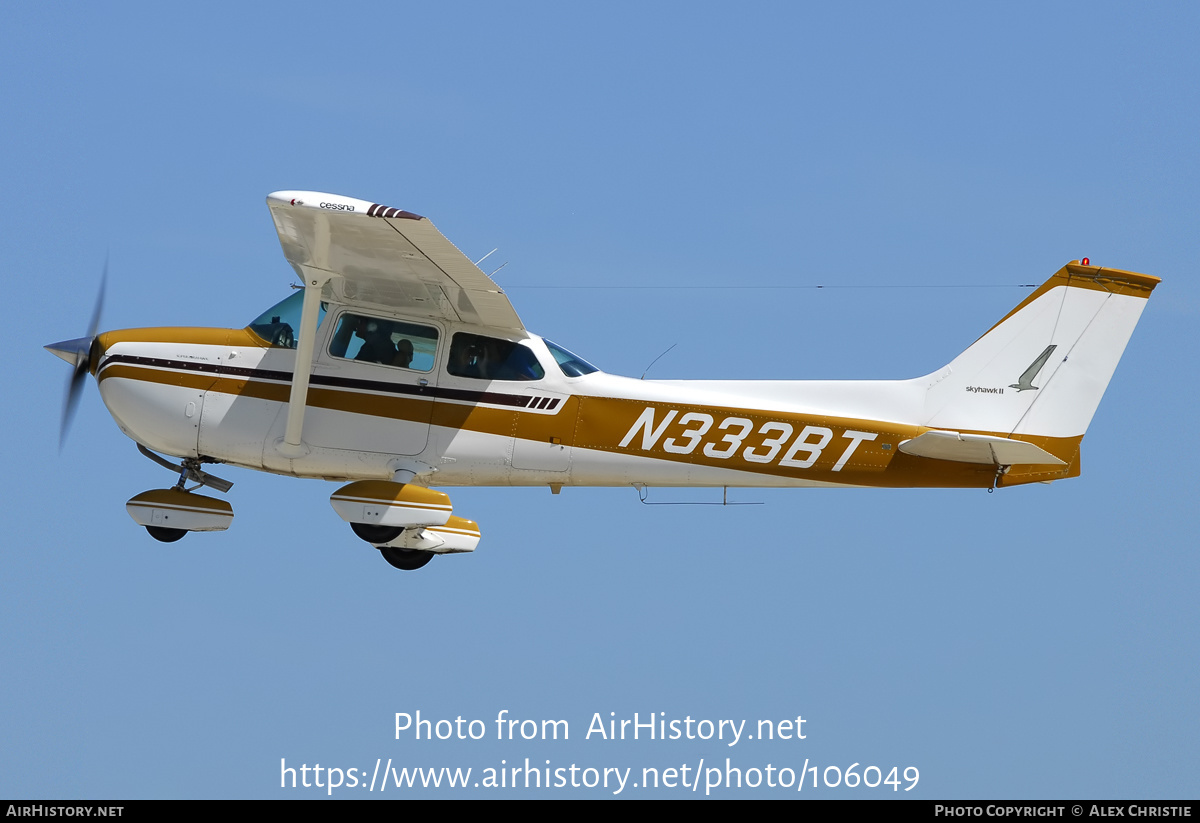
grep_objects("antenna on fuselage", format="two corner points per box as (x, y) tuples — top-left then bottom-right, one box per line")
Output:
(640, 343), (677, 380)
(634, 484), (762, 506)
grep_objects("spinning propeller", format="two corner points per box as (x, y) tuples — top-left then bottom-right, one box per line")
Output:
(45, 260), (107, 449)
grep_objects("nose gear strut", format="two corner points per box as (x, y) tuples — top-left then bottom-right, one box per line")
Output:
(136, 443), (234, 494)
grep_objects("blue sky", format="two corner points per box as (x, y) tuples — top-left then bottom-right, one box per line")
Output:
(2, 2), (1197, 798)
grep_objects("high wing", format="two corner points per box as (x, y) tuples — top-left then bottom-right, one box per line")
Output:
(264, 191), (524, 457)
(266, 191), (524, 333)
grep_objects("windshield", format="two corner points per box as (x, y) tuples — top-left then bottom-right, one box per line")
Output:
(247, 291), (327, 348)
(544, 339), (600, 376)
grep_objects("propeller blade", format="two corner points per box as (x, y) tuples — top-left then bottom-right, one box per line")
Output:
(61, 357), (90, 449)
(87, 257), (107, 339)
(51, 262), (107, 449)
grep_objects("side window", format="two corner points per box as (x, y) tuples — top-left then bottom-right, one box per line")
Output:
(447, 333), (545, 381)
(328, 313), (439, 372)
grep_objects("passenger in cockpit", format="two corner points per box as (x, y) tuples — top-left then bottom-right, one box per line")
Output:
(394, 338), (414, 369)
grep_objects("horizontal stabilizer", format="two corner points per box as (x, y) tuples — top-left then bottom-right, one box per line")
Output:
(899, 431), (1066, 466)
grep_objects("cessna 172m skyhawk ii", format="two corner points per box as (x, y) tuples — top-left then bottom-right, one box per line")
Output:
(46, 191), (1159, 571)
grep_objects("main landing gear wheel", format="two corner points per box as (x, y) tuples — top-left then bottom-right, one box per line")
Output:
(351, 522), (404, 544)
(379, 547), (434, 571)
(146, 526), (187, 543)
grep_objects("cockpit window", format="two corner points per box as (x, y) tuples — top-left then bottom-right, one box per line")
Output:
(447, 333), (545, 381)
(247, 291), (326, 348)
(328, 313), (439, 372)
(544, 339), (600, 376)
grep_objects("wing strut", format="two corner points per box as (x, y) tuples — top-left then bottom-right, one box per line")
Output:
(277, 270), (333, 457)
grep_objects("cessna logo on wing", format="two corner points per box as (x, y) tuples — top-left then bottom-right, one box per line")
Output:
(319, 202), (356, 212)
(618, 406), (877, 472)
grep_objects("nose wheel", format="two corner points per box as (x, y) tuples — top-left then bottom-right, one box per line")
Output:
(145, 526), (187, 543)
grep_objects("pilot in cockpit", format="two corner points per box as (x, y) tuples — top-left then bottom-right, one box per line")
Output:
(353, 318), (397, 365)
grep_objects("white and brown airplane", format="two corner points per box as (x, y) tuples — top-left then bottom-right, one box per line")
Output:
(45, 191), (1160, 570)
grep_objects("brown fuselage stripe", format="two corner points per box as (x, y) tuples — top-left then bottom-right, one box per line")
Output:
(98, 354), (556, 409)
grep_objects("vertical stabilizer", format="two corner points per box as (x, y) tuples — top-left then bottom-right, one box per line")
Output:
(921, 263), (1158, 440)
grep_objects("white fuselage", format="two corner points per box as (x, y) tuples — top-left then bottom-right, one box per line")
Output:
(95, 324), (937, 491)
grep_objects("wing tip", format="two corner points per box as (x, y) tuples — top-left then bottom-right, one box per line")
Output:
(266, 191), (423, 221)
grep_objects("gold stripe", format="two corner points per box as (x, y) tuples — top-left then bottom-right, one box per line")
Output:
(98, 327), (267, 351)
(329, 496), (453, 511)
(99, 363), (221, 392)
(980, 262), (1159, 339)
(331, 481), (452, 508)
(127, 489), (233, 512)
(128, 501), (233, 516)
(444, 516), (479, 528)
(429, 519), (482, 537)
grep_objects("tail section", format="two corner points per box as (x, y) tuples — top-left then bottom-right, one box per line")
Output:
(921, 262), (1158, 442)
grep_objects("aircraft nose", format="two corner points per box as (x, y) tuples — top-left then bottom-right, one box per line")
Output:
(45, 336), (94, 366)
